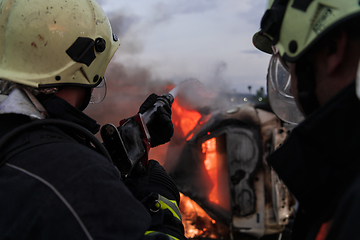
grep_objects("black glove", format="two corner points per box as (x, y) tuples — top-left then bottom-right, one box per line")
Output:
(125, 160), (185, 240)
(124, 160), (180, 205)
(139, 93), (174, 147)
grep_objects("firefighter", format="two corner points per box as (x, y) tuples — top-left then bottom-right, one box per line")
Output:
(253, 0), (360, 239)
(0, 0), (184, 239)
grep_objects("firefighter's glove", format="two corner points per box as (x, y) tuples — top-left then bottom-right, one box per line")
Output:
(139, 93), (174, 147)
(125, 160), (185, 240)
(124, 160), (180, 206)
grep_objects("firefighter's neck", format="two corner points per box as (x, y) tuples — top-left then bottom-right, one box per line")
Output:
(55, 87), (87, 110)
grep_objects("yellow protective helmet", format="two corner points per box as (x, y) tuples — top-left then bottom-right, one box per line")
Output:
(253, 0), (360, 61)
(253, 0), (360, 124)
(0, 0), (120, 88)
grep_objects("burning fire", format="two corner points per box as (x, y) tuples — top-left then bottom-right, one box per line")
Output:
(172, 97), (226, 206)
(179, 193), (219, 239)
(171, 98), (232, 239)
(202, 137), (231, 212)
(202, 138), (219, 205)
(172, 100), (201, 140)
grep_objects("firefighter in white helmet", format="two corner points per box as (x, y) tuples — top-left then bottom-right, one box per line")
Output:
(0, 0), (184, 239)
(254, 0), (360, 239)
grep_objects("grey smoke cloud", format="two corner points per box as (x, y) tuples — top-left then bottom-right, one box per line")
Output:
(98, 0), (269, 94)
(150, 1), (218, 24)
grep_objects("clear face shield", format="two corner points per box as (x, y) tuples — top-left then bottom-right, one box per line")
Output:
(356, 61), (360, 101)
(90, 77), (107, 104)
(267, 52), (304, 124)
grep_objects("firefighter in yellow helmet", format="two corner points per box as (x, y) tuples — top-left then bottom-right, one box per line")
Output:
(253, 0), (360, 239)
(0, 0), (185, 239)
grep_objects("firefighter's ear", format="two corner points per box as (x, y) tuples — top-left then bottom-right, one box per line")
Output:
(326, 31), (347, 75)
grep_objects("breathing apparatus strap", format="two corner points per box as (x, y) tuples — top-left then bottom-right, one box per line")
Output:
(0, 119), (112, 168)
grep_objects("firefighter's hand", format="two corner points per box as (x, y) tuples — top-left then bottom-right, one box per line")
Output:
(125, 160), (185, 240)
(139, 93), (174, 147)
(124, 160), (180, 205)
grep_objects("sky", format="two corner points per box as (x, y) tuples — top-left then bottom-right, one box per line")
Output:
(97, 0), (271, 94)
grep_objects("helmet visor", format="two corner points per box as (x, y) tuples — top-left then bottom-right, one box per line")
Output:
(356, 60), (360, 101)
(90, 77), (107, 104)
(267, 54), (304, 124)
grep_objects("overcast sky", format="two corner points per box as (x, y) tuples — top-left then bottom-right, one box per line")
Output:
(98, 0), (271, 94)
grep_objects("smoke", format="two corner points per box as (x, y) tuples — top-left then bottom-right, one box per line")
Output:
(84, 61), (173, 127)
(107, 12), (144, 55)
(85, 7), (173, 126)
(150, 1), (218, 24)
(214, 61), (227, 78)
(86, 4), (263, 166)
(84, 59), (219, 166)
(151, 2), (173, 24)
(208, 61), (229, 92)
(172, 78), (216, 113)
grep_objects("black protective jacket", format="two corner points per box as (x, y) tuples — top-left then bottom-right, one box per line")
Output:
(0, 96), (183, 240)
(267, 82), (360, 240)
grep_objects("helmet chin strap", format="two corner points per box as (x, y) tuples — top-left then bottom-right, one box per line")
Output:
(295, 58), (320, 117)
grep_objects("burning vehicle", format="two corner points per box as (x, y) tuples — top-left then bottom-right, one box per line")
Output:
(162, 88), (295, 239)
(86, 76), (296, 239)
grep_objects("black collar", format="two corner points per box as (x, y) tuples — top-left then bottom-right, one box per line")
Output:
(42, 96), (100, 134)
(268, 82), (360, 211)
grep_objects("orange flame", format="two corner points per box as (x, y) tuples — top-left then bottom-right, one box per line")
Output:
(172, 98), (231, 238)
(180, 193), (218, 239)
(202, 138), (219, 204)
(202, 136), (231, 212)
(172, 99), (230, 211)
(172, 100), (201, 139)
